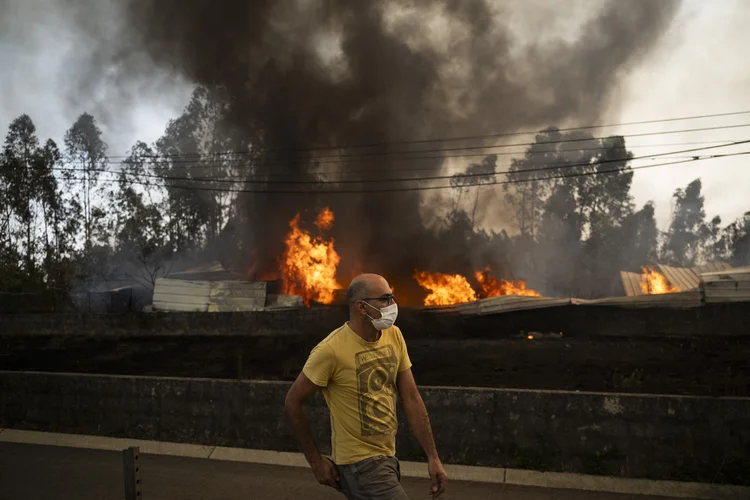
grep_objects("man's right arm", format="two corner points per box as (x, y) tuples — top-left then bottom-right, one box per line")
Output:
(284, 372), (324, 465)
(284, 372), (340, 489)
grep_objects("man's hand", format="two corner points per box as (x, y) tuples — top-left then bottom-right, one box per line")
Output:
(312, 457), (340, 490)
(428, 458), (447, 498)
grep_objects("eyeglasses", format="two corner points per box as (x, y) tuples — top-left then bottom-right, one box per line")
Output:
(361, 294), (395, 305)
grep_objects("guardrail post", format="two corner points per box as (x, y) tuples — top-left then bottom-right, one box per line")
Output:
(123, 446), (142, 500)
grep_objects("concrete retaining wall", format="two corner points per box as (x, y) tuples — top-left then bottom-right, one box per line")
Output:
(1, 371), (748, 485)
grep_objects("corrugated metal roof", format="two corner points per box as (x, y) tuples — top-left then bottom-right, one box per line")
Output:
(425, 296), (571, 315)
(424, 263), (744, 316)
(693, 261), (733, 274)
(700, 266), (750, 303)
(153, 279), (211, 312)
(578, 291), (702, 309)
(620, 262), (734, 296)
(265, 294), (305, 310)
(425, 291), (704, 316)
(207, 281), (267, 312)
(477, 296), (572, 315)
(172, 261), (225, 274)
(167, 261), (247, 282)
(620, 271), (644, 296)
(699, 265), (750, 280)
(152, 278), (292, 312)
(657, 264), (700, 291)
(423, 302), (477, 315)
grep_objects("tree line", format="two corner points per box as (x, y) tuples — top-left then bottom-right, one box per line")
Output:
(444, 130), (749, 298)
(505, 129), (750, 297)
(1, 88), (749, 310)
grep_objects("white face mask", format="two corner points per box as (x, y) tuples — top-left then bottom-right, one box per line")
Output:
(363, 302), (398, 330)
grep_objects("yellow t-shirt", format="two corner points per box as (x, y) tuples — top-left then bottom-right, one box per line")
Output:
(303, 322), (412, 465)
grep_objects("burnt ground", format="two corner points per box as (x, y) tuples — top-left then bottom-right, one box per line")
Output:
(1, 334), (748, 397)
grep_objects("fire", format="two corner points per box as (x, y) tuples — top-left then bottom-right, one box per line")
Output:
(415, 267), (541, 306)
(314, 207), (335, 231)
(414, 271), (477, 306)
(639, 266), (677, 295)
(475, 267), (540, 298)
(281, 208), (342, 306)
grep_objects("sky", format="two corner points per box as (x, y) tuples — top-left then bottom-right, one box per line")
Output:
(614, 0), (750, 230)
(1, 0), (749, 231)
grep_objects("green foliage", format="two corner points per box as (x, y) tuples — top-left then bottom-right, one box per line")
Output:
(661, 179), (707, 266)
(507, 130), (641, 297)
(64, 112), (109, 251)
(501, 129), (746, 297)
(724, 212), (750, 267)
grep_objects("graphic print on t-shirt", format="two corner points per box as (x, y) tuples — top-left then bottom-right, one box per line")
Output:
(355, 345), (398, 436)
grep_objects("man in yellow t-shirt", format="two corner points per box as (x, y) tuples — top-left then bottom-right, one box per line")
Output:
(285, 273), (447, 499)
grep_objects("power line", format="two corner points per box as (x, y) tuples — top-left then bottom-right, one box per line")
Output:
(103, 109), (750, 158)
(99, 123), (750, 170)
(62, 154), (711, 179)
(241, 123), (750, 160)
(99, 140), (737, 174)
(54, 140), (750, 186)
(60, 127), (750, 178)
(278, 109), (750, 151)
(62, 150), (750, 195)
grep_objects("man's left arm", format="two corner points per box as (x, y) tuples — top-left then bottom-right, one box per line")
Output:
(397, 368), (447, 498)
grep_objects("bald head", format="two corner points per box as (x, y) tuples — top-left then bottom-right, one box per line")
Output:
(346, 273), (391, 308)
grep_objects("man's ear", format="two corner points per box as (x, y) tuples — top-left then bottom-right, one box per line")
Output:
(356, 300), (367, 315)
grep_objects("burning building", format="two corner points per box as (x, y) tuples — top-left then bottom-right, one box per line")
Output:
(279, 207), (343, 306)
(620, 262), (734, 297)
(252, 208), (541, 308)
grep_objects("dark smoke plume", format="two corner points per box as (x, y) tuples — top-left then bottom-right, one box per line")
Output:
(67, 0), (681, 302)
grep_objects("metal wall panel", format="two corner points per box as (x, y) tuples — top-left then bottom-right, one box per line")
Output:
(657, 264), (700, 291)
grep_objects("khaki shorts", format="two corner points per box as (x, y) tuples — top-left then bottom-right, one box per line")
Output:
(334, 455), (409, 500)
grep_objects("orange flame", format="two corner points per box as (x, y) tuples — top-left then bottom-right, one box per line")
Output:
(314, 207), (335, 231)
(475, 267), (540, 298)
(282, 208), (342, 306)
(414, 271), (477, 306)
(639, 266), (677, 295)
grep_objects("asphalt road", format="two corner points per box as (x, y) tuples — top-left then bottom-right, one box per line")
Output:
(0, 442), (699, 500)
